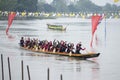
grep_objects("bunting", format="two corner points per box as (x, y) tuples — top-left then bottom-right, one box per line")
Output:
(6, 12), (16, 35)
(90, 15), (103, 47)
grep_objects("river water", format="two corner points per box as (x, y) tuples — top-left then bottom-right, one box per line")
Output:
(0, 18), (120, 80)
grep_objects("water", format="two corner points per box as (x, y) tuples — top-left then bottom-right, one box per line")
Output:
(0, 18), (120, 80)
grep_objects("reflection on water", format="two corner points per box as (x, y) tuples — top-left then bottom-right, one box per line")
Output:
(0, 18), (120, 80)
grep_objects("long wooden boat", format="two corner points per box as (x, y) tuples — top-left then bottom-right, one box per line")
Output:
(47, 24), (66, 31)
(20, 47), (100, 59)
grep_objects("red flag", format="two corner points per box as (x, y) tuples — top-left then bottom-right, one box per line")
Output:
(90, 15), (102, 47)
(6, 12), (16, 35)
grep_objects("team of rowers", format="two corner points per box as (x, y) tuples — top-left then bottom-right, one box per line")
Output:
(20, 37), (86, 54)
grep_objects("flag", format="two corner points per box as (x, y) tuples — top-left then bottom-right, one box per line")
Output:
(114, 0), (119, 2)
(6, 12), (16, 35)
(90, 15), (103, 47)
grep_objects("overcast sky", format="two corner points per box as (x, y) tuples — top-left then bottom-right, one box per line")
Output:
(45, 0), (120, 6)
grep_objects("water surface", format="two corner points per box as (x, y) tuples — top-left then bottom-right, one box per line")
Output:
(0, 18), (120, 80)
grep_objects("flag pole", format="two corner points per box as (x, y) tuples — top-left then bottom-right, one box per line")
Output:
(104, 15), (107, 47)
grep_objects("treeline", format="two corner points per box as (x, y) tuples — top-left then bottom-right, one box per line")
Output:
(0, 0), (120, 13)
(0, 0), (37, 12)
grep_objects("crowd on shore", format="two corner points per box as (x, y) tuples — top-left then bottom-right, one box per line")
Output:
(1, 11), (120, 19)
(20, 37), (86, 54)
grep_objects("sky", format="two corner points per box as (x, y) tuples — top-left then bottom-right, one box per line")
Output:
(45, 0), (120, 6)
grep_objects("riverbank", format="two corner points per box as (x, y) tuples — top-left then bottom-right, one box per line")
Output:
(0, 15), (56, 20)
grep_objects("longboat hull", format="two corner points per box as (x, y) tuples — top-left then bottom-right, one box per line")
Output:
(47, 24), (66, 31)
(20, 47), (100, 59)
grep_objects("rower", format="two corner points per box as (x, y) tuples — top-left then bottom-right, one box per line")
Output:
(75, 42), (86, 54)
(20, 37), (24, 47)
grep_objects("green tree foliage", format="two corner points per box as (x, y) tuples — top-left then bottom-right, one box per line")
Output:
(37, 1), (55, 12)
(68, 4), (77, 12)
(75, 0), (102, 12)
(0, 0), (17, 11)
(51, 0), (68, 12)
(16, 0), (38, 12)
(0, 0), (120, 13)
(102, 3), (119, 12)
(0, 0), (37, 12)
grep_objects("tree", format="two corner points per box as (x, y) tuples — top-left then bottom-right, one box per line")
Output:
(68, 4), (77, 12)
(43, 4), (56, 12)
(102, 3), (112, 12)
(75, 0), (102, 12)
(16, 0), (38, 12)
(0, 0), (17, 11)
(37, 2), (55, 12)
(0, 0), (119, 14)
(51, 0), (68, 12)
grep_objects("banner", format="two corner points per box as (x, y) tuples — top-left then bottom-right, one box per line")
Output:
(90, 15), (102, 47)
(6, 12), (16, 35)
